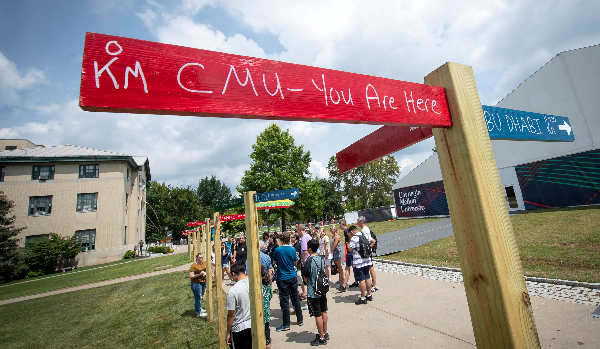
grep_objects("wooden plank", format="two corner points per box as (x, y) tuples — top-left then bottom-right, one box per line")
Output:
(187, 233), (191, 260)
(204, 219), (214, 322)
(336, 125), (433, 173)
(213, 212), (227, 349)
(243, 191), (265, 349)
(79, 32), (451, 127)
(425, 62), (540, 348)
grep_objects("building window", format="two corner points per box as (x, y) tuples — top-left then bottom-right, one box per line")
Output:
(79, 164), (99, 178)
(25, 234), (49, 246)
(75, 229), (96, 251)
(29, 196), (52, 216)
(124, 226), (127, 245)
(0, 166), (5, 182)
(32, 165), (55, 180)
(77, 193), (98, 212)
(4, 145), (17, 150)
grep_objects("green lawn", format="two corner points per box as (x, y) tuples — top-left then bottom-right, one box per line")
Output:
(0, 271), (221, 349)
(382, 206), (600, 283)
(0, 252), (192, 301)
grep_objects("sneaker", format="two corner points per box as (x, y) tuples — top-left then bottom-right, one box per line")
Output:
(324, 333), (330, 340)
(298, 321), (304, 326)
(302, 305), (309, 310)
(371, 286), (378, 292)
(198, 310), (207, 317)
(355, 298), (367, 305)
(310, 337), (327, 346)
(337, 286), (346, 292)
(366, 295), (373, 301)
(276, 325), (290, 332)
(349, 281), (359, 288)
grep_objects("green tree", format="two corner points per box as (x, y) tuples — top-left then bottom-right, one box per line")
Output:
(238, 124), (315, 231)
(317, 178), (344, 221)
(0, 192), (27, 281)
(146, 181), (202, 243)
(327, 155), (400, 210)
(24, 233), (80, 275)
(196, 176), (232, 208)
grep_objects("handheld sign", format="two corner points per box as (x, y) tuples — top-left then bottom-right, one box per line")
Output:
(254, 188), (299, 203)
(483, 105), (574, 141)
(79, 32), (451, 127)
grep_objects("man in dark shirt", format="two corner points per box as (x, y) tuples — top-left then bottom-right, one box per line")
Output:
(233, 234), (247, 265)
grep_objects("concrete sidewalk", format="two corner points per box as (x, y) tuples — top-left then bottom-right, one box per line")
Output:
(266, 269), (599, 348)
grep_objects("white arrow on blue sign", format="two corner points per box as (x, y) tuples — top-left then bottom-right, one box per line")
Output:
(483, 105), (574, 142)
(254, 188), (300, 203)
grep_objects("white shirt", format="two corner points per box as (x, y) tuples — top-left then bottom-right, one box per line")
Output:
(226, 278), (251, 332)
(349, 230), (374, 268)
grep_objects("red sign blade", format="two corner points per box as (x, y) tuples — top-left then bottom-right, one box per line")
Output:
(80, 32), (451, 127)
(336, 125), (433, 173)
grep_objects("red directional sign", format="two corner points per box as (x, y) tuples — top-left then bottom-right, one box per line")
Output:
(79, 33), (451, 127)
(336, 125), (433, 173)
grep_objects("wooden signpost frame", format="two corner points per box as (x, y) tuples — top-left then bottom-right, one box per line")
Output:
(79, 34), (541, 348)
(212, 212), (227, 349)
(204, 218), (214, 322)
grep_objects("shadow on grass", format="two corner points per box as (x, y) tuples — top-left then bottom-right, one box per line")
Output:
(181, 309), (197, 318)
(522, 205), (600, 215)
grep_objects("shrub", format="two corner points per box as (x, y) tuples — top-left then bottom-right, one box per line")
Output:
(23, 233), (80, 275)
(0, 192), (27, 282)
(123, 250), (136, 259)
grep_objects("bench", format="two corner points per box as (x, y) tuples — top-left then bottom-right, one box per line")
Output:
(61, 266), (76, 272)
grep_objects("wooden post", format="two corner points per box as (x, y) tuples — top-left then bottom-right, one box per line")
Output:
(204, 219), (214, 322)
(213, 212), (227, 349)
(188, 233), (191, 260)
(243, 191), (266, 349)
(425, 62), (540, 348)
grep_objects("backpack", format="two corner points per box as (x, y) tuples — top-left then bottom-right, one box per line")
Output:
(312, 257), (329, 296)
(370, 229), (378, 255)
(358, 233), (372, 259)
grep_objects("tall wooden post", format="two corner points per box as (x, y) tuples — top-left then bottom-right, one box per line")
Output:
(243, 191), (266, 349)
(213, 212), (227, 349)
(188, 233), (191, 260)
(425, 62), (540, 348)
(204, 219), (214, 321)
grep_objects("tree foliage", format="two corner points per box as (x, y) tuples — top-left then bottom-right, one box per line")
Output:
(238, 124), (319, 230)
(24, 233), (80, 275)
(317, 178), (344, 221)
(0, 192), (27, 281)
(196, 176), (232, 209)
(328, 155), (400, 211)
(146, 181), (203, 243)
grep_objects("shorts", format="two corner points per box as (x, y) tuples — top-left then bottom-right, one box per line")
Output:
(222, 261), (230, 268)
(321, 256), (331, 266)
(332, 250), (341, 261)
(265, 322), (271, 345)
(231, 328), (252, 349)
(307, 295), (328, 318)
(353, 265), (371, 282)
(345, 252), (353, 267)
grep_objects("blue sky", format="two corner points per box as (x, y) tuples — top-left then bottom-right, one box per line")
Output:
(1, 0), (600, 193)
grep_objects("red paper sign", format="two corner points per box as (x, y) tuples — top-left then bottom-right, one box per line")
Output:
(336, 125), (433, 173)
(220, 214), (245, 222)
(79, 33), (451, 127)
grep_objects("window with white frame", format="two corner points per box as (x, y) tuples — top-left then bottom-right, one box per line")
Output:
(77, 193), (98, 212)
(75, 229), (96, 251)
(29, 196), (52, 216)
(79, 164), (99, 178)
(32, 165), (55, 180)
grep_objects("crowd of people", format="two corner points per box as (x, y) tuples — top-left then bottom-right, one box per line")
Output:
(189, 216), (378, 347)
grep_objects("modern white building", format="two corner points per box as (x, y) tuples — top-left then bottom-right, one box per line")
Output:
(392, 44), (600, 217)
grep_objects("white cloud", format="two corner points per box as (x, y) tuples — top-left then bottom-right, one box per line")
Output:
(0, 51), (46, 106)
(309, 160), (329, 179)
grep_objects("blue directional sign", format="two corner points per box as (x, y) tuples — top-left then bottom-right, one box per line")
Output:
(482, 105), (574, 142)
(254, 188), (300, 203)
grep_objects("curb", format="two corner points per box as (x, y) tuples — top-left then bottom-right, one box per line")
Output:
(373, 258), (600, 290)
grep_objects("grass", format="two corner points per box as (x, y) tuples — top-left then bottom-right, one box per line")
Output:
(0, 252), (192, 301)
(0, 271), (222, 349)
(382, 206), (600, 283)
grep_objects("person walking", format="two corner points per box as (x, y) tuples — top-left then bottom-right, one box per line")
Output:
(330, 227), (344, 287)
(226, 262), (252, 349)
(347, 225), (375, 304)
(318, 228), (330, 280)
(272, 232), (304, 331)
(302, 239), (329, 346)
(357, 216), (378, 292)
(189, 253), (207, 317)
